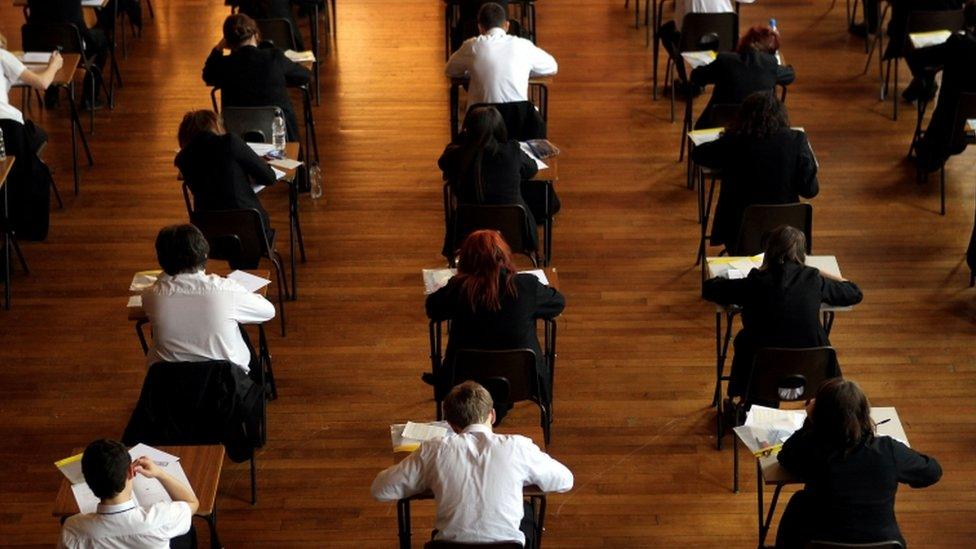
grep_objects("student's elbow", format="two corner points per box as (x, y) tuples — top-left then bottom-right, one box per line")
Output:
(185, 498), (200, 515)
(370, 476), (401, 502)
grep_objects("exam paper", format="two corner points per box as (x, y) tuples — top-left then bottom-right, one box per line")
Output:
(247, 143), (277, 157)
(681, 50), (717, 69)
(252, 184), (267, 194)
(128, 444), (180, 464)
(127, 295), (142, 308)
(284, 50), (316, 63)
(272, 167), (287, 180)
(423, 269), (550, 294)
(129, 270), (162, 292)
(269, 158), (303, 170)
(227, 270), (272, 293)
(910, 30), (952, 49)
(71, 483), (101, 514)
(688, 127), (723, 146)
(518, 142), (549, 170)
(402, 421), (449, 442)
(21, 52), (52, 64)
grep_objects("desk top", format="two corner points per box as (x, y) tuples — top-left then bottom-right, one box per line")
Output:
(128, 269), (270, 321)
(760, 407), (908, 485)
(529, 152), (558, 182)
(0, 156), (15, 189)
(11, 52), (81, 88)
(706, 255), (841, 280)
(53, 445), (224, 518)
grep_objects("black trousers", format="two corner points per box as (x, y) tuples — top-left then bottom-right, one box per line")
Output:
(0, 119), (51, 242)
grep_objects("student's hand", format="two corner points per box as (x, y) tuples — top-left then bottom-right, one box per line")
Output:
(48, 51), (63, 71)
(132, 456), (163, 479)
(215, 38), (227, 51)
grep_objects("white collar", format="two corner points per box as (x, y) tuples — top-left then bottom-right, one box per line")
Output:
(96, 498), (138, 515)
(462, 423), (493, 435)
(485, 27), (507, 37)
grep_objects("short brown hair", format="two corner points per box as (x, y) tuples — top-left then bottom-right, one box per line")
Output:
(444, 381), (494, 429)
(178, 110), (224, 148)
(223, 13), (260, 50)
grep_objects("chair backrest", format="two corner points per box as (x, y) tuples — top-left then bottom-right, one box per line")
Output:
(425, 541), (523, 549)
(744, 347), (839, 405)
(256, 18), (298, 51)
(21, 23), (84, 55)
(451, 349), (539, 404)
(678, 12), (739, 54)
(469, 101), (547, 141)
(806, 541), (904, 549)
(454, 204), (536, 261)
(732, 203), (813, 256)
(222, 106), (284, 144)
(906, 9), (965, 36)
(190, 209), (270, 269)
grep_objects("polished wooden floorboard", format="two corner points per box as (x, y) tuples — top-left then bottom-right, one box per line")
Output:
(1, 0), (975, 546)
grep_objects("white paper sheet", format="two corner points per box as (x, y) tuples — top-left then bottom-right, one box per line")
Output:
(687, 127), (723, 146)
(247, 143), (277, 157)
(227, 270), (272, 293)
(129, 270), (161, 292)
(423, 268), (550, 295)
(71, 483), (101, 514)
(269, 158), (303, 170)
(127, 295), (142, 308)
(251, 184), (267, 194)
(81, 0), (104, 6)
(272, 167), (287, 180)
(21, 52), (52, 64)
(518, 142), (548, 170)
(520, 269), (550, 286)
(681, 50), (717, 69)
(402, 421), (449, 442)
(128, 444), (180, 465)
(910, 30), (952, 49)
(284, 50), (316, 63)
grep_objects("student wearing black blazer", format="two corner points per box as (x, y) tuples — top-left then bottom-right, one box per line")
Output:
(174, 110), (276, 239)
(27, 0), (109, 107)
(438, 106), (543, 258)
(691, 25), (795, 129)
(203, 13), (311, 141)
(692, 93), (819, 252)
(776, 378), (942, 548)
(702, 226), (863, 397)
(425, 230), (565, 416)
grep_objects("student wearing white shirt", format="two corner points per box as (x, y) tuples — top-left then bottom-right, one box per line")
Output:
(142, 224), (276, 375)
(59, 439), (199, 549)
(371, 381), (573, 546)
(444, 2), (558, 107)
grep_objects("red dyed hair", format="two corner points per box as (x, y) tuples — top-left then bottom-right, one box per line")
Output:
(455, 230), (519, 312)
(737, 25), (780, 55)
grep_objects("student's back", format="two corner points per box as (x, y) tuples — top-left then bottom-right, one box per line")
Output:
(439, 139), (537, 206)
(691, 50), (793, 128)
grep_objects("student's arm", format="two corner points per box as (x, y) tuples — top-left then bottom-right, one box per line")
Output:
(438, 143), (461, 177)
(519, 149), (539, 180)
(445, 42), (474, 78)
(701, 276), (749, 305)
(370, 448), (428, 501)
(534, 282), (565, 319)
(775, 64), (796, 87)
(280, 51), (311, 86)
(691, 136), (728, 170)
(231, 291), (277, 324)
(819, 277), (863, 307)
(202, 46), (224, 86)
(425, 283), (456, 321)
(13, 51), (64, 91)
(890, 439), (942, 488)
(690, 57), (720, 88)
(518, 438), (573, 493)
(794, 132), (819, 199)
(776, 425), (818, 478)
(133, 457), (200, 514)
(230, 134), (277, 187)
(527, 43), (558, 76)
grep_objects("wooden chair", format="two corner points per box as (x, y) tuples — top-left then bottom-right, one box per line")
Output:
(452, 204), (541, 267)
(731, 203), (813, 257)
(918, 92), (976, 216)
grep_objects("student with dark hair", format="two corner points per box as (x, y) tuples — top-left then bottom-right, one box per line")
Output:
(142, 224), (276, 373)
(690, 25), (795, 128)
(371, 381), (573, 546)
(235, 0), (305, 50)
(425, 230), (564, 406)
(59, 439), (199, 548)
(702, 226), (863, 397)
(203, 13), (311, 140)
(692, 93), (819, 251)
(175, 109), (277, 239)
(776, 379), (942, 547)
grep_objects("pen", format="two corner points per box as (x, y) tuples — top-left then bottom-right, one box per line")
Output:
(876, 418), (891, 426)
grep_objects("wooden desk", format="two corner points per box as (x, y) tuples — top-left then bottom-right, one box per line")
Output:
(1, 156), (15, 310)
(529, 152), (558, 183)
(53, 445), (224, 548)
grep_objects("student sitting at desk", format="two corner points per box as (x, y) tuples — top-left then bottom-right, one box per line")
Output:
(690, 25), (795, 129)
(425, 230), (564, 415)
(59, 439), (199, 549)
(175, 110), (277, 240)
(452, 0), (513, 53)
(371, 381), (573, 547)
(692, 92), (818, 252)
(883, 0), (965, 102)
(142, 224), (276, 379)
(203, 13), (311, 141)
(445, 2), (557, 109)
(0, 32), (62, 243)
(775, 379), (942, 548)
(438, 106), (561, 259)
(702, 226), (863, 398)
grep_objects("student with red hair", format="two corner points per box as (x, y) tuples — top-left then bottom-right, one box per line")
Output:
(690, 24), (795, 128)
(425, 230), (564, 417)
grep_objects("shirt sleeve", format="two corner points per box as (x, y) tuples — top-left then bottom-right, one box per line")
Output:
(280, 51), (311, 86)
(202, 48), (223, 86)
(526, 43), (558, 76)
(519, 149), (539, 180)
(518, 438), (573, 493)
(534, 282), (565, 319)
(150, 501), (193, 539)
(370, 448), (428, 501)
(776, 64), (796, 86)
(230, 134), (277, 187)
(0, 50), (28, 85)
(819, 278), (863, 307)
(691, 137), (729, 170)
(890, 439), (942, 489)
(425, 283), (456, 321)
(445, 41), (474, 78)
(230, 290), (277, 324)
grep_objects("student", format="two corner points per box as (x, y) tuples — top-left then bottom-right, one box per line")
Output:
(691, 92), (818, 252)
(452, 0), (511, 52)
(701, 226), (863, 398)
(59, 439), (199, 548)
(690, 25), (795, 129)
(235, 0), (305, 50)
(438, 106), (559, 258)
(883, 0), (964, 101)
(203, 13), (311, 141)
(425, 230), (564, 410)
(371, 381), (573, 546)
(0, 32), (62, 242)
(776, 379), (942, 547)
(27, 0), (109, 109)
(445, 2), (557, 108)
(174, 110), (277, 239)
(142, 224), (276, 376)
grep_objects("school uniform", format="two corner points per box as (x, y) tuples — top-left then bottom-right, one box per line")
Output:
(690, 51), (795, 128)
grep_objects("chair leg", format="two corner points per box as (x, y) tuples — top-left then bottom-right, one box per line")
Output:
(271, 254), (288, 337)
(732, 427), (740, 493)
(940, 165), (946, 216)
(892, 58), (899, 121)
(51, 177), (64, 209)
(250, 455), (257, 505)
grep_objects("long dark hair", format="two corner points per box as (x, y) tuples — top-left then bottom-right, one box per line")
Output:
(727, 92), (789, 139)
(810, 378), (875, 454)
(456, 107), (508, 202)
(454, 230), (518, 312)
(761, 225), (806, 270)
(223, 13), (261, 50)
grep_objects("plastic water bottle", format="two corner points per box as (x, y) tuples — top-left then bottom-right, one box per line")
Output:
(769, 18), (777, 32)
(0, 128), (5, 162)
(272, 113), (286, 157)
(309, 162), (323, 200)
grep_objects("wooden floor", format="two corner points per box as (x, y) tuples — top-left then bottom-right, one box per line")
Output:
(1, 0), (975, 546)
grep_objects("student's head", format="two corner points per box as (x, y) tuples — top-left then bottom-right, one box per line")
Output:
(727, 92), (789, 138)
(478, 2), (509, 33)
(155, 224), (210, 276)
(811, 378), (874, 451)
(761, 225), (806, 268)
(461, 106), (508, 147)
(177, 110), (225, 149)
(737, 25), (781, 55)
(455, 230), (519, 312)
(223, 13), (261, 50)
(81, 439), (133, 500)
(444, 381), (495, 431)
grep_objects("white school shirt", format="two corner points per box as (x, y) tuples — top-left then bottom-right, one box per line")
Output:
(59, 499), (192, 549)
(371, 424), (574, 545)
(0, 49), (28, 123)
(674, 0), (736, 31)
(141, 271), (276, 372)
(445, 27), (558, 106)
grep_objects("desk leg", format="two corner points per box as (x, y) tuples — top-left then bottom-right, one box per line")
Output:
(758, 482), (783, 548)
(535, 494), (548, 549)
(259, 324), (277, 401)
(135, 318), (149, 354)
(396, 499), (411, 549)
(543, 181), (552, 267)
(430, 320), (443, 419)
(3, 183), (9, 310)
(713, 311), (734, 407)
(202, 506), (222, 549)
